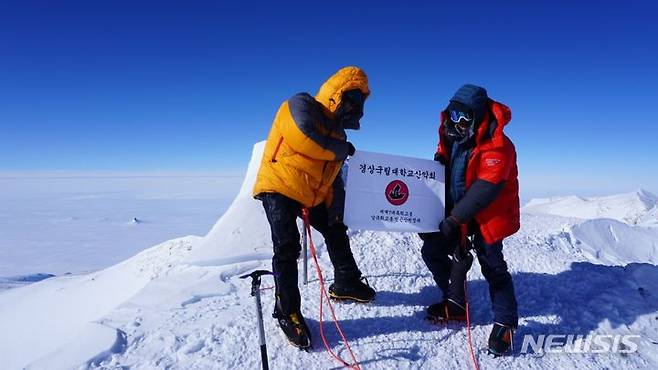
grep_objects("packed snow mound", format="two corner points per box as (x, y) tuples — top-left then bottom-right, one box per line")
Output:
(182, 141), (272, 267)
(183, 141), (323, 268)
(571, 218), (658, 265)
(523, 189), (658, 225)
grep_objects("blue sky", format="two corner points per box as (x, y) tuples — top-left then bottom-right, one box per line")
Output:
(1, 1), (657, 198)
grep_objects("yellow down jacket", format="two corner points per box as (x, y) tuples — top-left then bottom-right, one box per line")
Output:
(253, 66), (370, 209)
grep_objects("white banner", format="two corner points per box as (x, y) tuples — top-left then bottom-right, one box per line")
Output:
(344, 150), (445, 232)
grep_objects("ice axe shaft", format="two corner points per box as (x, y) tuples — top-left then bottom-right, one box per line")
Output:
(254, 286), (268, 370)
(239, 270), (273, 370)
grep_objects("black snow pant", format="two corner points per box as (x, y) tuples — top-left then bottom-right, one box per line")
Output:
(420, 229), (519, 327)
(260, 193), (362, 316)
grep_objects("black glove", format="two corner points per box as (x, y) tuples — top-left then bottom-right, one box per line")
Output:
(347, 142), (356, 156)
(434, 152), (446, 165)
(439, 216), (460, 243)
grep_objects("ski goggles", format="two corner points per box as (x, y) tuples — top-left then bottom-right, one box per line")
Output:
(449, 110), (473, 123)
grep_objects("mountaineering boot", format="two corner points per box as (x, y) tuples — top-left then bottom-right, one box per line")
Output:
(426, 299), (467, 323)
(328, 277), (376, 303)
(488, 322), (514, 356)
(273, 310), (312, 350)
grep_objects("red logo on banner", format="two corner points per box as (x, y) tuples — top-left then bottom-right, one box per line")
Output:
(385, 180), (409, 206)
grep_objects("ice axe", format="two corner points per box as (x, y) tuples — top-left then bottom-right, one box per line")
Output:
(240, 270), (273, 370)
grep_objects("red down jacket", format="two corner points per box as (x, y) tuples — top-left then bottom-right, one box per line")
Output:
(436, 100), (520, 244)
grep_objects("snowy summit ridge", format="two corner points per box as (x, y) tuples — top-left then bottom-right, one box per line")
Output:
(523, 189), (658, 226)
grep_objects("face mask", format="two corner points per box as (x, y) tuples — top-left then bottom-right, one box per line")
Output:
(448, 110), (474, 139)
(336, 90), (365, 130)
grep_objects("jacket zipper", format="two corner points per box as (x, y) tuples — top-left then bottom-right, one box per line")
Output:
(271, 137), (284, 163)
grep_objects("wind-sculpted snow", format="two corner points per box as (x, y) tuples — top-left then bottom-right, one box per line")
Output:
(572, 219), (658, 265)
(0, 236), (201, 370)
(0, 143), (656, 369)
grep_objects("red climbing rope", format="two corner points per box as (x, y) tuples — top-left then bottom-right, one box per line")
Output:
(464, 277), (481, 370)
(302, 208), (361, 370)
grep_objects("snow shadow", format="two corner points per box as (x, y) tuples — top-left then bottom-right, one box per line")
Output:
(307, 262), (658, 358)
(510, 262), (658, 340)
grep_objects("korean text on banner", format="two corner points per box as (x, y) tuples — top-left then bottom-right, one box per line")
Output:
(344, 151), (445, 232)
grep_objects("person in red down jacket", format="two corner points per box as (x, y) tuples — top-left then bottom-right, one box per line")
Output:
(419, 84), (520, 356)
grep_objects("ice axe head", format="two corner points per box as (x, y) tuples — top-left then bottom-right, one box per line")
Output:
(239, 270), (273, 296)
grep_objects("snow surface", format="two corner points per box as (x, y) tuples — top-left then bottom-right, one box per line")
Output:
(1, 143), (657, 369)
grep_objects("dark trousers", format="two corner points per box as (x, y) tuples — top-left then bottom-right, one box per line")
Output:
(420, 230), (519, 327)
(260, 193), (361, 315)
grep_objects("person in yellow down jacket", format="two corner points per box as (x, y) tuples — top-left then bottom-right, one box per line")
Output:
(253, 66), (375, 349)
